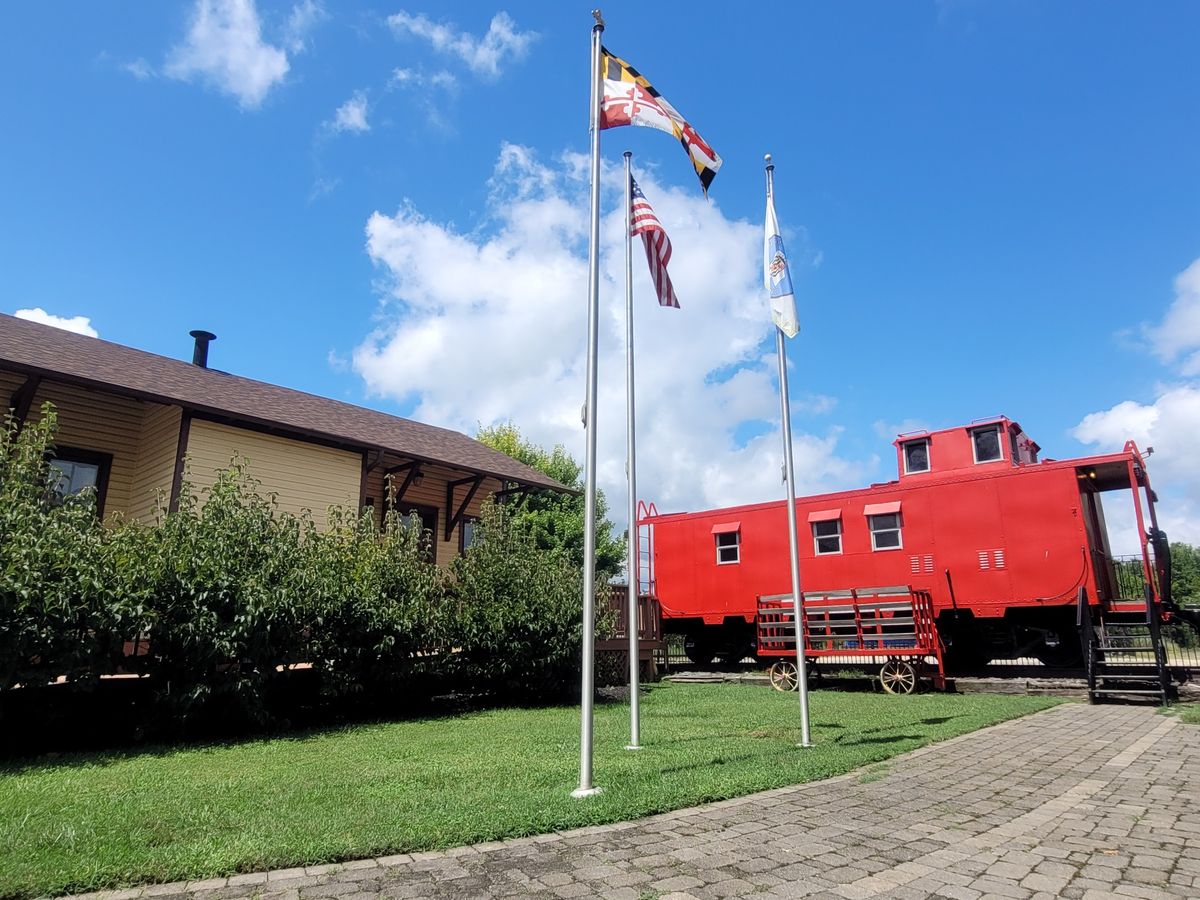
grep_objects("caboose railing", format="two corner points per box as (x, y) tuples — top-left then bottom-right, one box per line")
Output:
(1111, 553), (1156, 602)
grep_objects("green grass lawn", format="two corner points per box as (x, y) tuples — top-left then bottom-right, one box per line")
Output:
(0, 684), (1058, 899)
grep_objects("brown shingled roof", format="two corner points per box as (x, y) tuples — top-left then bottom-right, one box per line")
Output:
(0, 313), (569, 492)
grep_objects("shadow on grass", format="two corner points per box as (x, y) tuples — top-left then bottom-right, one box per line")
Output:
(0, 675), (588, 774)
(657, 751), (771, 776)
(834, 733), (923, 746)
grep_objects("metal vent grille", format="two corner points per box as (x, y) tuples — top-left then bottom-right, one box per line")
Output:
(923, 554), (934, 574)
(993, 549), (1006, 569)
(978, 550), (990, 570)
(910, 555), (921, 574)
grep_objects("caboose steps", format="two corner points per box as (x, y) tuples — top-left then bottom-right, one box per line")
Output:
(1076, 588), (1175, 705)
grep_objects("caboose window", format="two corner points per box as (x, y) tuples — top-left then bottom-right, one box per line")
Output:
(812, 519), (842, 555)
(903, 439), (930, 474)
(715, 530), (740, 564)
(869, 513), (903, 550)
(972, 426), (1003, 463)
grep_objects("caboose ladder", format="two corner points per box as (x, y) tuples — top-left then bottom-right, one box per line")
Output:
(1077, 588), (1174, 705)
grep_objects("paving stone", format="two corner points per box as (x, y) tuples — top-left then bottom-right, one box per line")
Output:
(266, 869), (307, 883)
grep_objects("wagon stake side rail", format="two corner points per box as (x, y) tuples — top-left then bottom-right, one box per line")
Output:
(757, 586), (946, 694)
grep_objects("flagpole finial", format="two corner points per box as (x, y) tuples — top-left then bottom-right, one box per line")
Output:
(623, 150), (631, 160)
(592, 9), (605, 28)
(765, 153), (774, 170)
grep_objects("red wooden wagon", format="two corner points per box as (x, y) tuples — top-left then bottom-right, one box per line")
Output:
(756, 586), (946, 694)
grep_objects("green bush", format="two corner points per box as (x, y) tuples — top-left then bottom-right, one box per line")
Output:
(297, 505), (451, 698)
(0, 407), (132, 691)
(125, 463), (308, 726)
(449, 502), (603, 699)
(1, 405), (599, 739)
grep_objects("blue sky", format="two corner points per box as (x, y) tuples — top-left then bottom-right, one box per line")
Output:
(2, 1), (1199, 550)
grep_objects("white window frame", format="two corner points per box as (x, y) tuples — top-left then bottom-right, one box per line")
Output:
(812, 518), (842, 555)
(971, 425), (1004, 464)
(868, 513), (903, 551)
(715, 529), (740, 565)
(902, 438), (931, 474)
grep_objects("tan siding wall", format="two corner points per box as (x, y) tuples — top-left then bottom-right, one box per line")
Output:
(184, 420), (361, 530)
(128, 404), (182, 523)
(362, 464), (501, 566)
(25, 381), (148, 520)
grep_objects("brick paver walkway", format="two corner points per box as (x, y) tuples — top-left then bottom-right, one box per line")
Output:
(66, 704), (1199, 900)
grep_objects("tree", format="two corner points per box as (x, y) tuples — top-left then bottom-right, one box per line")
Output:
(1170, 541), (1200, 608)
(476, 423), (625, 578)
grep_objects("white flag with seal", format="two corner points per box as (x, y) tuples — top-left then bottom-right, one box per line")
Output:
(764, 191), (799, 338)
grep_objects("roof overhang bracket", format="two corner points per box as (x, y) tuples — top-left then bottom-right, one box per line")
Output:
(9, 375), (42, 426)
(446, 475), (484, 540)
(365, 448), (386, 473)
(494, 482), (536, 503)
(384, 461), (423, 506)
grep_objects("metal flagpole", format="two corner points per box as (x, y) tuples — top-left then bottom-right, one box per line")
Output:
(623, 150), (642, 751)
(766, 155), (812, 748)
(572, 8), (605, 799)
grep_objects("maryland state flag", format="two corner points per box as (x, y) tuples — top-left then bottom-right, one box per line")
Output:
(599, 47), (721, 195)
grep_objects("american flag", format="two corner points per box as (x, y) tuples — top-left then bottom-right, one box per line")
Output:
(630, 177), (680, 309)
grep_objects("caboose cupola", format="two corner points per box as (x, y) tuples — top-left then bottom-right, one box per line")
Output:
(894, 416), (1040, 479)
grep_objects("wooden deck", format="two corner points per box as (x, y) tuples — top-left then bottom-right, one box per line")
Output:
(596, 586), (665, 680)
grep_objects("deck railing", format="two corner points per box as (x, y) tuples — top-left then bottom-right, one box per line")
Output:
(603, 585), (663, 644)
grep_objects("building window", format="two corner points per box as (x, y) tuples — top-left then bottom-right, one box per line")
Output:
(972, 426), (1003, 464)
(47, 448), (112, 517)
(459, 516), (478, 553)
(812, 519), (842, 555)
(394, 502), (438, 562)
(902, 439), (930, 474)
(711, 522), (741, 564)
(869, 513), (903, 551)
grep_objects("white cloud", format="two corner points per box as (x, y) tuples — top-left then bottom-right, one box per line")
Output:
(14, 308), (99, 338)
(282, 0), (326, 54)
(873, 418), (930, 440)
(308, 175), (341, 203)
(389, 67), (458, 91)
(1144, 257), (1200, 374)
(387, 67), (459, 130)
(123, 58), (154, 80)
(351, 145), (867, 528)
(1073, 385), (1200, 552)
(329, 91), (370, 133)
(387, 10), (536, 79)
(164, 0), (290, 110)
(1075, 255), (1200, 553)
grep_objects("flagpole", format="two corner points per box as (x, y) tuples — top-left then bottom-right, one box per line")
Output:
(623, 150), (642, 751)
(766, 154), (812, 748)
(572, 8), (605, 799)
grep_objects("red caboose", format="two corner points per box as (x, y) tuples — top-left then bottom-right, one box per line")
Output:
(640, 416), (1171, 670)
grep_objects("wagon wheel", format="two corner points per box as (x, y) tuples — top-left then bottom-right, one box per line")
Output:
(769, 661), (798, 692)
(879, 658), (917, 695)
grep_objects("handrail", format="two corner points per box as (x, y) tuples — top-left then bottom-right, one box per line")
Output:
(1076, 586), (1096, 696)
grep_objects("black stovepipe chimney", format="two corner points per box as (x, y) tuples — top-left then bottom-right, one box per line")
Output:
(190, 330), (217, 367)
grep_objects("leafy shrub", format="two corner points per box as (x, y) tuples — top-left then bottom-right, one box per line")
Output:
(449, 501), (604, 699)
(297, 505), (451, 698)
(1166, 620), (1200, 649)
(2, 405), (602, 741)
(0, 407), (132, 691)
(123, 463), (308, 727)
